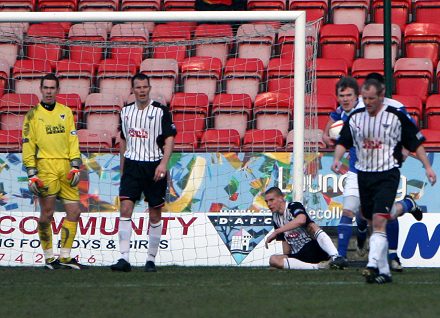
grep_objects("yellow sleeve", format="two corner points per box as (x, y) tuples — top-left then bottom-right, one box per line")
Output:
(22, 108), (37, 168)
(66, 109), (81, 161)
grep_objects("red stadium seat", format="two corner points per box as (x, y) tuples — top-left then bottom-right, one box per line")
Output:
(110, 24), (149, 67)
(0, 129), (22, 152)
(200, 129), (241, 152)
(121, 0), (161, 11)
(405, 23), (440, 67)
(420, 129), (440, 149)
(84, 93), (123, 136)
(361, 23), (401, 65)
(171, 92), (209, 138)
(0, 23), (24, 67)
(351, 58), (384, 87)
(414, 1), (440, 23)
(0, 58), (10, 97)
(236, 24), (276, 68)
(174, 131), (199, 151)
(394, 58), (433, 103)
(371, 0), (410, 30)
(140, 58), (179, 104)
(277, 22), (318, 61)
(26, 23), (65, 69)
(316, 58), (348, 96)
(224, 58), (264, 102)
(315, 94), (338, 130)
(247, 0), (286, 10)
(320, 24), (359, 70)
(194, 24), (233, 66)
(181, 57), (222, 103)
(97, 59), (138, 102)
(78, 0), (118, 11)
(267, 58), (294, 97)
(68, 23), (108, 66)
(242, 129), (284, 151)
(289, 0), (328, 24)
(0, 0), (34, 11)
(0, 93), (38, 130)
(152, 23), (191, 65)
(13, 59), (51, 100)
(77, 129), (114, 152)
(425, 94), (440, 129)
(392, 95), (423, 126)
(163, 0), (195, 11)
(56, 59), (94, 103)
(254, 92), (293, 138)
(56, 93), (83, 125)
(212, 93), (252, 138)
(38, 0), (78, 12)
(330, 0), (369, 32)
(286, 129), (325, 151)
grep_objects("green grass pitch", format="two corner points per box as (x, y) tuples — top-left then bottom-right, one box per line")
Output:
(1, 267), (439, 318)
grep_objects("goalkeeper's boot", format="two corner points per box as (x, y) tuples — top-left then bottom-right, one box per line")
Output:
(362, 267), (379, 283)
(356, 235), (368, 258)
(110, 258), (132, 272)
(145, 261), (157, 272)
(45, 257), (63, 270)
(390, 256), (403, 272)
(330, 255), (348, 269)
(405, 195), (423, 221)
(60, 257), (87, 270)
(374, 274), (392, 284)
(317, 259), (332, 269)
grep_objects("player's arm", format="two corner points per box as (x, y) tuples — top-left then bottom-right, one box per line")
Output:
(119, 136), (126, 176)
(265, 214), (307, 247)
(66, 110), (82, 187)
(415, 145), (436, 185)
(332, 119), (353, 173)
(22, 110), (44, 195)
(154, 108), (177, 182)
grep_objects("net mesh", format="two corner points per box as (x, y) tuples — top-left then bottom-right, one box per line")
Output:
(0, 19), (321, 266)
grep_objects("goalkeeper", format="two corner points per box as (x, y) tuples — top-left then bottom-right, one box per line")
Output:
(22, 74), (84, 270)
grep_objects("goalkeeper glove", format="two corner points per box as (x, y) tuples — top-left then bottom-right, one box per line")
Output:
(27, 168), (44, 196)
(67, 158), (82, 187)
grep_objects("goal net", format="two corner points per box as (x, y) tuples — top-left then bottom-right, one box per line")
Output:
(0, 11), (322, 267)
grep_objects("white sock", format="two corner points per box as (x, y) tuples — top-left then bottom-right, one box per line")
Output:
(147, 221), (163, 262)
(367, 231), (388, 270)
(119, 218), (132, 262)
(315, 229), (339, 259)
(283, 258), (319, 270)
(379, 239), (391, 276)
(43, 249), (54, 260)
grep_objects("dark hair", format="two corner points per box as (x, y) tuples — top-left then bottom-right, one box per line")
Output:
(335, 76), (359, 96)
(131, 73), (150, 87)
(40, 73), (59, 89)
(365, 72), (385, 85)
(362, 78), (384, 96)
(264, 187), (284, 197)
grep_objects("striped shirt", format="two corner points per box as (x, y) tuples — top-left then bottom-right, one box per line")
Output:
(119, 100), (177, 162)
(273, 202), (314, 254)
(338, 105), (424, 172)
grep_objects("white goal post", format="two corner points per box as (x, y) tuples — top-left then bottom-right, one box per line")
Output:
(0, 10), (307, 202)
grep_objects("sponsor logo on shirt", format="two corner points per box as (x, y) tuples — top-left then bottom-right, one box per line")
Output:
(128, 128), (148, 138)
(363, 139), (383, 149)
(45, 124), (66, 135)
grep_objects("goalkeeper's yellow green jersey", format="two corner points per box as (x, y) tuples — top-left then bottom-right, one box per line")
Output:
(22, 102), (80, 168)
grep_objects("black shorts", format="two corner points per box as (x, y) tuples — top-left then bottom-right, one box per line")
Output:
(357, 168), (400, 220)
(119, 158), (167, 207)
(289, 240), (329, 264)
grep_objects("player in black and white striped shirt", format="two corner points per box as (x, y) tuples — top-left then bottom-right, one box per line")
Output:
(264, 187), (343, 270)
(332, 79), (436, 284)
(111, 73), (177, 273)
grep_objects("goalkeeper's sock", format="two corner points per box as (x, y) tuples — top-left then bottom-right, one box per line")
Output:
(38, 221), (53, 260)
(147, 221), (163, 262)
(386, 219), (399, 261)
(355, 214), (368, 248)
(60, 219), (78, 260)
(315, 229), (339, 259)
(119, 217), (132, 262)
(283, 258), (318, 270)
(337, 215), (353, 258)
(367, 231), (387, 269)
